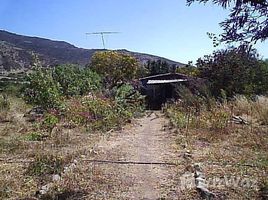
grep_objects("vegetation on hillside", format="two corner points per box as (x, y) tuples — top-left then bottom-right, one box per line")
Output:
(164, 86), (268, 199)
(174, 47), (268, 98)
(196, 47), (268, 97)
(1, 37), (268, 200)
(0, 51), (145, 199)
(144, 60), (177, 76)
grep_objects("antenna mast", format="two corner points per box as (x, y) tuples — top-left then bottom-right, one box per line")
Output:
(85, 31), (120, 49)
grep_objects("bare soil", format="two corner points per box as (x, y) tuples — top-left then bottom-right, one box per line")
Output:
(86, 112), (182, 199)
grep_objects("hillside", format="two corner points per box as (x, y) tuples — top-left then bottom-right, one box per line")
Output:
(0, 30), (185, 72)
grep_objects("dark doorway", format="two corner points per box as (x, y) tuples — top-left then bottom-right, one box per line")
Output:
(139, 73), (189, 110)
(144, 83), (176, 110)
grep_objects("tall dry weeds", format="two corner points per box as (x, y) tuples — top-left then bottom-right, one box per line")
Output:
(234, 95), (268, 125)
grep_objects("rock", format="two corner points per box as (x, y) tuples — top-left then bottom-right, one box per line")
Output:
(183, 152), (192, 159)
(52, 174), (61, 182)
(194, 163), (216, 199)
(39, 184), (52, 195)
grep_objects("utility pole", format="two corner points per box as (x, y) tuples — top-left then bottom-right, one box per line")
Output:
(85, 31), (120, 49)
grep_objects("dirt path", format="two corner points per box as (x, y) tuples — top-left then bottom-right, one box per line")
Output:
(88, 112), (181, 199)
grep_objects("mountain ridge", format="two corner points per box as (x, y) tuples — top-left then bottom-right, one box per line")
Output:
(0, 30), (185, 72)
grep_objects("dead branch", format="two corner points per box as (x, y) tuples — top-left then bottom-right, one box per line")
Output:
(230, 115), (249, 125)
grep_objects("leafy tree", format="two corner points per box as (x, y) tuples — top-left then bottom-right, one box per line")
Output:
(176, 62), (200, 77)
(24, 66), (62, 109)
(145, 60), (176, 76)
(90, 51), (139, 89)
(187, 0), (268, 44)
(24, 62), (101, 109)
(196, 47), (268, 96)
(53, 64), (101, 96)
(253, 59), (268, 94)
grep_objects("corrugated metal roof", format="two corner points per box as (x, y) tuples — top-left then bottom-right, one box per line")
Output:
(147, 79), (187, 84)
(139, 73), (188, 81)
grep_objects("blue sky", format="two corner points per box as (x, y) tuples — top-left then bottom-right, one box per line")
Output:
(0, 0), (267, 64)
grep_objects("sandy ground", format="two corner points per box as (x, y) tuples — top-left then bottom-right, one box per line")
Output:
(87, 112), (182, 199)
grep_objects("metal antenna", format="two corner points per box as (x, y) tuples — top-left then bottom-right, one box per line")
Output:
(85, 31), (120, 49)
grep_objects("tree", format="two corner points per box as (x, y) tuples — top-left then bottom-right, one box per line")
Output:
(196, 47), (268, 96)
(53, 64), (101, 96)
(176, 61), (200, 77)
(24, 66), (62, 109)
(253, 59), (268, 94)
(24, 62), (101, 109)
(187, 0), (268, 44)
(90, 51), (139, 89)
(145, 59), (176, 76)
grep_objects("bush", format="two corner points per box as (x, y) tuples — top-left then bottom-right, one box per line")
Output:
(1, 83), (23, 96)
(25, 132), (44, 141)
(53, 64), (101, 96)
(114, 84), (145, 118)
(23, 57), (144, 131)
(0, 94), (10, 121)
(23, 67), (62, 109)
(66, 86), (144, 131)
(23, 65), (101, 110)
(165, 87), (231, 131)
(0, 94), (10, 112)
(166, 107), (187, 129)
(42, 113), (59, 134)
(66, 95), (120, 131)
(206, 108), (230, 130)
(196, 47), (268, 97)
(26, 154), (67, 177)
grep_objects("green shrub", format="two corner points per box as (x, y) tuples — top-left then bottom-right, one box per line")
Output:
(23, 67), (62, 109)
(66, 88), (144, 132)
(114, 84), (145, 118)
(207, 108), (230, 130)
(167, 107), (187, 128)
(43, 113), (59, 134)
(25, 132), (44, 141)
(0, 94), (10, 122)
(1, 83), (23, 96)
(26, 154), (67, 176)
(196, 47), (268, 97)
(53, 65), (101, 96)
(0, 94), (10, 112)
(66, 95), (120, 131)
(23, 65), (101, 110)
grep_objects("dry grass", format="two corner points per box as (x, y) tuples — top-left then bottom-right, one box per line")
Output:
(0, 95), (103, 199)
(253, 96), (268, 125)
(234, 95), (268, 125)
(166, 96), (268, 199)
(1, 93), (267, 199)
